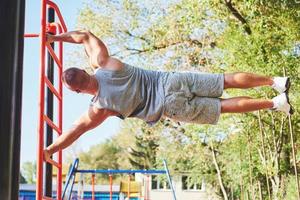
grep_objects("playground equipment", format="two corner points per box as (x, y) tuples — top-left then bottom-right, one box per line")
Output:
(62, 159), (177, 200)
(24, 0), (68, 199)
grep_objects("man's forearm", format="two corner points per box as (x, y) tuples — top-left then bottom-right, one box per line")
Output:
(49, 30), (89, 44)
(46, 125), (85, 154)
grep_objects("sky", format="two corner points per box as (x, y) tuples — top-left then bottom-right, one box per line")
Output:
(21, 0), (121, 164)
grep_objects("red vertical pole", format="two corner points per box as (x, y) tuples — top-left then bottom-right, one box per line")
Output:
(109, 174), (113, 200)
(146, 175), (150, 200)
(92, 174), (95, 200)
(36, 0), (47, 199)
(127, 175), (131, 200)
(57, 24), (63, 200)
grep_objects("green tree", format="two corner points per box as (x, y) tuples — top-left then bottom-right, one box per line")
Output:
(128, 127), (159, 169)
(19, 172), (27, 184)
(74, 0), (300, 199)
(21, 161), (36, 184)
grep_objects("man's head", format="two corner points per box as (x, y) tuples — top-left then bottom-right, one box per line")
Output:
(62, 67), (91, 94)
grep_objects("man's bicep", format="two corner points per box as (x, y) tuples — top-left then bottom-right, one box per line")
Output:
(83, 33), (109, 67)
(74, 107), (109, 132)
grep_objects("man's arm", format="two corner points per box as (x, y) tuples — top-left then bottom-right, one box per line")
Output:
(43, 107), (115, 161)
(47, 30), (123, 70)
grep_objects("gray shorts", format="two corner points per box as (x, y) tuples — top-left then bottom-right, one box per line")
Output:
(162, 72), (224, 124)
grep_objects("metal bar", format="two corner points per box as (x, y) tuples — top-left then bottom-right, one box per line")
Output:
(46, 43), (62, 69)
(36, 0), (47, 199)
(163, 159), (177, 200)
(62, 159), (79, 199)
(44, 115), (62, 135)
(45, 158), (61, 168)
(46, 0), (67, 32)
(146, 175), (150, 200)
(44, 76), (62, 100)
(0, 0), (25, 199)
(109, 174), (113, 200)
(76, 169), (167, 174)
(24, 33), (39, 37)
(127, 175), (131, 199)
(43, 196), (53, 200)
(92, 174), (95, 200)
(57, 22), (63, 200)
(44, 7), (55, 197)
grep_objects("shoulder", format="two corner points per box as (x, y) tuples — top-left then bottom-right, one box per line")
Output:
(89, 106), (120, 118)
(104, 57), (125, 71)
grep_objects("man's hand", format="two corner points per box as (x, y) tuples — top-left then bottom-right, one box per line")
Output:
(46, 33), (55, 44)
(43, 149), (52, 163)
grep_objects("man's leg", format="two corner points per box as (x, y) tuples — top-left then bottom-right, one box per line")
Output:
(224, 73), (274, 89)
(221, 97), (274, 113)
(221, 95), (292, 115)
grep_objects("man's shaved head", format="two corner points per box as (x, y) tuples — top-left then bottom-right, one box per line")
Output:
(62, 67), (90, 92)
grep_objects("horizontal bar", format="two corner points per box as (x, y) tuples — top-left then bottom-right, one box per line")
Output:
(43, 196), (53, 200)
(46, 0), (67, 32)
(46, 43), (62, 69)
(43, 115), (62, 135)
(44, 76), (62, 100)
(76, 169), (167, 174)
(45, 157), (61, 169)
(24, 33), (39, 38)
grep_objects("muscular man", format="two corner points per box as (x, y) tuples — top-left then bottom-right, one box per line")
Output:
(43, 30), (292, 161)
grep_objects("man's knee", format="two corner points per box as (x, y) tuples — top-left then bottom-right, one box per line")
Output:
(224, 73), (235, 89)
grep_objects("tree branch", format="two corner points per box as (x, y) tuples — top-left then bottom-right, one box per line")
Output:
(224, 0), (252, 35)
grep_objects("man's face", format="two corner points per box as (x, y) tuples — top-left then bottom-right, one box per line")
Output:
(62, 69), (90, 94)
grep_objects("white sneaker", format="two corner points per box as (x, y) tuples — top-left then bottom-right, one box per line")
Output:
(272, 93), (293, 115)
(272, 77), (290, 93)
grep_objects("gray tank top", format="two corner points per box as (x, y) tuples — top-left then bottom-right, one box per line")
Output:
(91, 63), (167, 125)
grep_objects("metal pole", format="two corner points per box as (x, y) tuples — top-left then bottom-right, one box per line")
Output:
(0, 0), (25, 199)
(163, 160), (177, 200)
(127, 175), (131, 199)
(44, 7), (55, 198)
(92, 174), (95, 200)
(36, 0), (47, 198)
(109, 174), (113, 200)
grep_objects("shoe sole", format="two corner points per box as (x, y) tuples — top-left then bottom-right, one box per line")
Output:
(284, 77), (291, 94)
(285, 92), (294, 115)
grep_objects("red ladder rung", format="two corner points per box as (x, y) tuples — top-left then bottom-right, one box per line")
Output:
(43, 196), (53, 200)
(44, 76), (62, 101)
(43, 115), (62, 135)
(24, 33), (39, 38)
(45, 157), (62, 169)
(46, 43), (62, 69)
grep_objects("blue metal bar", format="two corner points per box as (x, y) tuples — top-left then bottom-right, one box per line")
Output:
(62, 158), (79, 199)
(163, 159), (177, 200)
(76, 169), (167, 174)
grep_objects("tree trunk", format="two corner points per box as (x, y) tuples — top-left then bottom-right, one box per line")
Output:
(210, 143), (229, 200)
(258, 181), (263, 200)
(258, 111), (272, 200)
(247, 132), (255, 200)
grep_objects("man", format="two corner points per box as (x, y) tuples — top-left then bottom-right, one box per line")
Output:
(43, 30), (292, 162)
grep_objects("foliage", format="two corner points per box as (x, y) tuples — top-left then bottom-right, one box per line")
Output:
(21, 161), (36, 184)
(75, 0), (300, 199)
(19, 172), (27, 184)
(128, 126), (159, 169)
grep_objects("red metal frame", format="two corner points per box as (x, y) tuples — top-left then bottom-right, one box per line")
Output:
(92, 174), (95, 200)
(127, 175), (131, 199)
(109, 174), (113, 200)
(24, 33), (40, 37)
(24, 0), (67, 200)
